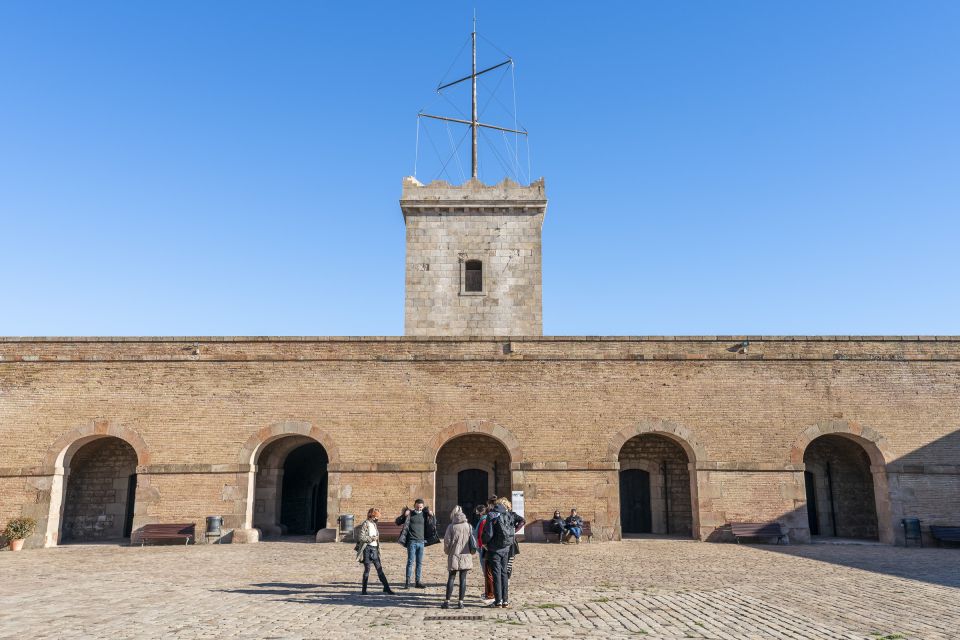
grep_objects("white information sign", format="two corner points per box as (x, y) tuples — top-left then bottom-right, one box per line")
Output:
(511, 490), (525, 535)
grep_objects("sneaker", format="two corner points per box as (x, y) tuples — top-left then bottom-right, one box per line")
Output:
(440, 601), (449, 609)
(457, 601), (465, 609)
(488, 602), (502, 608)
(500, 602), (510, 608)
(415, 582), (426, 589)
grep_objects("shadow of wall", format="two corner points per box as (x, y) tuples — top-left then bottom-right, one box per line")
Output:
(699, 428), (960, 586)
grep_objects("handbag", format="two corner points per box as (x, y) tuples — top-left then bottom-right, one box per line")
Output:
(468, 531), (479, 554)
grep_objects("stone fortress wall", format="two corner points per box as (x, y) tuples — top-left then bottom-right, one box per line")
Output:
(1, 335), (958, 548)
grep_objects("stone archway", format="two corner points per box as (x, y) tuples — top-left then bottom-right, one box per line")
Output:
(41, 420), (152, 547)
(427, 420), (522, 527)
(618, 434), (694, 537)
(253, 436), (329, 537)
(792, 420), (893, 544)
(608, 419), (704, 540)
(435, 434), (511, 527)
(60, 437), (138, 542)
(236, 421), (340, 542)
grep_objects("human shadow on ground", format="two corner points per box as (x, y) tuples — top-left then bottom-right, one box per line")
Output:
(217, 581), (457, 609)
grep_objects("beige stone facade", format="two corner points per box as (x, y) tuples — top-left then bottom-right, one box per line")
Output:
(401, 177), (546, 336)
(1, 336), (958, 549)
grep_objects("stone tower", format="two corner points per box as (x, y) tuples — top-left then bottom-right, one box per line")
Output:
(401, 176), (547, 336)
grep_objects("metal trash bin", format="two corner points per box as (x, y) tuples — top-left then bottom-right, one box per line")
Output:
(901, 517), (922, 547)
(205, 515), (223, 544)
(338, 514), (355, 542)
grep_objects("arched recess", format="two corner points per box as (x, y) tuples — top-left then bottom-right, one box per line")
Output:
(427, 420), (522, 528)
(42, 420), (153, 547)
(237, 421), (341, 536)
(607, 419), (707, 464)
(791, 420), (894, 544)
(423, 419), (523, 464)
(608, 419), (705, 540)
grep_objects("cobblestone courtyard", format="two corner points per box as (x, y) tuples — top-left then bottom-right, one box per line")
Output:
(1, 538), (958, 640)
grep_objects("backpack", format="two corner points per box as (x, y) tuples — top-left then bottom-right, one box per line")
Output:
(487, 510), (515, 550)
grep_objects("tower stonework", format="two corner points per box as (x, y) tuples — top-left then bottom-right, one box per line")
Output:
(401, 176), (547, 336)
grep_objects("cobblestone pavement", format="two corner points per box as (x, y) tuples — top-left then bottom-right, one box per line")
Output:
(1, 538), (958, 640)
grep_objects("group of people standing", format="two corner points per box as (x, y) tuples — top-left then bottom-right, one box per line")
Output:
(354, 495), (525, 609)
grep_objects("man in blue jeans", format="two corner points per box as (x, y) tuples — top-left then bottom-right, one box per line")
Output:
(395, 498), (437, 588)
(564, 508), (584, 544)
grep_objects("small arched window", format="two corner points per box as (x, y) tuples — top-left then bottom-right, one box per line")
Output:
(464, 259), (483, 292)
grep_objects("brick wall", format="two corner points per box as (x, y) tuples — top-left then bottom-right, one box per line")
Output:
(0, 336), (958, 547)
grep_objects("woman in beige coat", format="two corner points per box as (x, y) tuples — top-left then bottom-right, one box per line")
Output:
(441, 505), (476, 609)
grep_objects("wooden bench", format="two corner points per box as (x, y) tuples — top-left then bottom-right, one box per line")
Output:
(930, 525), (960, 546)
(730, 522), (787, 544)
(539, 519), (592, 543)
(375, 522), (404, 541)
(134, 523), (195, 546)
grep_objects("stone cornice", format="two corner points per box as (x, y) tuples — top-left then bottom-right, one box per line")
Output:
(2, 336), (960, 363)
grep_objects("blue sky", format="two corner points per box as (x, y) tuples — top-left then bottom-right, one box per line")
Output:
(1, 2), (958, 336)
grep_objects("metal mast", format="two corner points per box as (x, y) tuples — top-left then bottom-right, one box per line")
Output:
(471, 19), (478, 178)
(418, 17), (527, 182)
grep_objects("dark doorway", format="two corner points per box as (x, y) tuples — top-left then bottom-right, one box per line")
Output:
(804, 470), (820, 536)
(122, 474), (138, 538)
(803, 435), (879, 540)
(458, 469), (488, 525)
(620, 469), (652, 534)
(279, 443), (328, 535)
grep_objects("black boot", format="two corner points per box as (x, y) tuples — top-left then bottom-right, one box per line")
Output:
(380, 572), (395, 595)
(361, 577), (369, 595)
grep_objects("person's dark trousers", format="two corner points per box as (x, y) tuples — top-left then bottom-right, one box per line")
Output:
(362, 546), (392, 593)
(488, 548), (510, 604)
(445, 569), (469, 602)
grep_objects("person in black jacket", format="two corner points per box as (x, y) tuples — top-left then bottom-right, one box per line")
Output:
(550, 510), (567, 540)
(481, 499), (514, 608)
(395, 498), (438, 588)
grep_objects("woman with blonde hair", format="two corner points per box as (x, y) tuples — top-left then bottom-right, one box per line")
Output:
(440, 505), (476, 609)
(356, 508), (395, 595)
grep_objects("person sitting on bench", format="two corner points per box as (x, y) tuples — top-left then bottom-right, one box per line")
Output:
(550, 510), (567, 539)
(564, 508), (584, 544)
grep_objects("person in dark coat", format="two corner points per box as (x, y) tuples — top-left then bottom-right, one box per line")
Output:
(395, 498), (438, 588)
(482, 497), (516, 608)
(550, 510), (567, 540)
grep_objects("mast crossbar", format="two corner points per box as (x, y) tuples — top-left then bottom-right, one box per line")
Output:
(419, 113), (527, 135)
(416, 16), (526, 180)
(436, 59), (512, 92)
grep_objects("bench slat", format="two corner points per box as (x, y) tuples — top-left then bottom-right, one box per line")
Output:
(730, 522), (786, 544)
(135, 523), (195, 546)
(930, 526), (960, 542)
